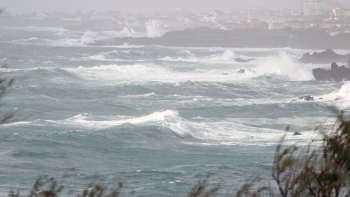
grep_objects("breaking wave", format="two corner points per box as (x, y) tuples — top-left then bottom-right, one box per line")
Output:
(43, 110), (315, 145)
(146, 25), (167, 37)
(47, 110), (192, 137)
(65, 64), (255, 83)
(321, 82), (350, 109)
(161, 50), (239, 64)
(254, 51), (314, 81)
(11, 28), (146, 46)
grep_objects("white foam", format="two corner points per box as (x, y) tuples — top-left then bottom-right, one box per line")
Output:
(66, 64), (252, 84)
(146, 25), (167, 38)
(85, 54), (108, 61)
(254, 51), (314, 81)
(123, 92), (156, 98)
(10, 28), (146, 47)
(161, 50), (238, 64)
(0, 121), (32, 127)
(46, 110), (192, 136)
(5, 26), (66, 32)
(20, 37), (40, 42)
(46, 111), (321, 146)
(80, 29), (146, 44)
(321, 82), (350, 109)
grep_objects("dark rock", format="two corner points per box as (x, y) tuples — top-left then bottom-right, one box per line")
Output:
(299, 49), (350, 64)
(237, 69), (255, 74)
(237, 69), (245, 74)
(312, 62), (350, 82)
(299, 95), (315, 101)
(293, 132), (302, 136)
(235, 58), (255, 63)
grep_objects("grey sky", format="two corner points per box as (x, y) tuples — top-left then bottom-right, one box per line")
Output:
(1, 0), (350, 14)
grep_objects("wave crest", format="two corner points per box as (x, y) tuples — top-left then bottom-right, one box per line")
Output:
(254, 51), (314, 81)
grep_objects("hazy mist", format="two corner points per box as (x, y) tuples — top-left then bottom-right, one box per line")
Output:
(2, 0), (350, 14)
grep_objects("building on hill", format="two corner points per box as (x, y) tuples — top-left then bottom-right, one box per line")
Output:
(302, 0), (320, 16)
(308, 0), (350, 17)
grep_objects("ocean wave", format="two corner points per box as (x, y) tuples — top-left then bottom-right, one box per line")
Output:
(65, 64), (256, 84)
(67, 60), (314, 84)
(160, 50), (240, 64)
(4, 26), (67, 32)
(122, 92), (156, 98)
(43, 110), (321, 146)
(81, 49), (149, 61)
(46, 110), (192, 137)
(320, 82), (350, 109)
(254, 51), (315, 81)
(9, 28), (146, 47)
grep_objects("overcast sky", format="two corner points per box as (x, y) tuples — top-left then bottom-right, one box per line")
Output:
(1, 0), (350, 14)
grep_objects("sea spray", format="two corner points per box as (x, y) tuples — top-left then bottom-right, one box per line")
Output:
(254, 51), (314, 81)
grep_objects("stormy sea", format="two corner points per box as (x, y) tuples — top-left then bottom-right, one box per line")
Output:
(0, 26), (349, 196)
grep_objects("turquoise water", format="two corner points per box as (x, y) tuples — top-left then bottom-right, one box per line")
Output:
(0, 26), (348, 196)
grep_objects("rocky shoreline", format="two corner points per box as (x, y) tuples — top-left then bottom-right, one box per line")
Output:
(299, 49), (350, 64)
(313, 62), (350, 82)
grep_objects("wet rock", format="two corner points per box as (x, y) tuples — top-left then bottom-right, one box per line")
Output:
(300, 49), (350, 64)
(237, 69), (245, 74)
(299, 95), (315, 101)
(237, 68), (255, 74)
(312, 61), (350, 82)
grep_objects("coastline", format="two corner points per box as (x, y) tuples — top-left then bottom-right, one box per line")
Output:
(90, 27), (350, 50)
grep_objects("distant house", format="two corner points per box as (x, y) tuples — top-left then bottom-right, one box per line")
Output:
(333, 7), (350, 17)
(289, 22), (314, 29)
(302, 0), (320, 16)
(291, 11), (302, 16)
(219, 22), (249, 30)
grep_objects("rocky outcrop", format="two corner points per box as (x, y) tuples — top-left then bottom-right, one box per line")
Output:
(236, 69), (255, 74)
(299, 95), (315, 101)
(291, 95), (324, 102)
(299, 49), (350, 64)
(312, 62), (350, 82)
(292, 95), (315, 102)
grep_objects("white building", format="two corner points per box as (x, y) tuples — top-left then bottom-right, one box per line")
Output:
(302, 0), (320, 16)
(146, 19), (164, 27)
